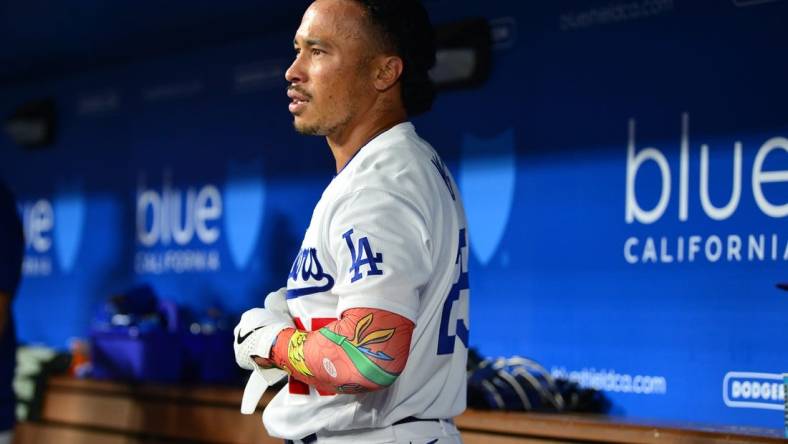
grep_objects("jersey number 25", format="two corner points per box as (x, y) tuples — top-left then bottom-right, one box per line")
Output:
(437, 228), (470, 355)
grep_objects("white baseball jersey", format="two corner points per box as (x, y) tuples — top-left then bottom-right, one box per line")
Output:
(263, 122), (470, 440)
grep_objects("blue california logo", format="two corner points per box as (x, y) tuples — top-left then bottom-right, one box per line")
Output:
(134, 166), (266, 274)
(224, 161), (266, 270)
(134, 171), (222, 274)
(459, 129), (517, 266)
(19, 185), (85, 276)
(622, 113), (788, 265)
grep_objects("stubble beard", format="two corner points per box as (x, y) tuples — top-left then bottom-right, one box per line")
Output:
(293, 120), (327, 136)
(293, 113), (351, 137)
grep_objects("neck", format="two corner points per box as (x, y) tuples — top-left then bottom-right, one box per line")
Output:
(326, 109), (407, 173)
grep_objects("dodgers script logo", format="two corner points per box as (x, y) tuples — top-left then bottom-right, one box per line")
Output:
(287, 247), (335, 299)
(223, 161), (266, 269)
(459, 129), (516, 266)
(19, 186), (85, 276)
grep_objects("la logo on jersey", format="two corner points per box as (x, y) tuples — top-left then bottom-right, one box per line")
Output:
(342, 228), (384, 283)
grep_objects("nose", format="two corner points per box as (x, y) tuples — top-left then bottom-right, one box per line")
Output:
(285, 53), (305, 84)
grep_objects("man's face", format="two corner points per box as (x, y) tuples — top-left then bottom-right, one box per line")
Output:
(286, 0), (376, 136)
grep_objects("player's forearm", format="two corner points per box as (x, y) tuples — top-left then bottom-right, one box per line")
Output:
(268, 308), (414, 394)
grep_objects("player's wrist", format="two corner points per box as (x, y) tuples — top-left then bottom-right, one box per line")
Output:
(269, 327), (296, 370)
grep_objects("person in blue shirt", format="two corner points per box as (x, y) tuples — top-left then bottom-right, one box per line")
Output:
(0, 180), (23, 444)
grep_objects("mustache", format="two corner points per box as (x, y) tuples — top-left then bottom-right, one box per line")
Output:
(287, 85), (312, 100)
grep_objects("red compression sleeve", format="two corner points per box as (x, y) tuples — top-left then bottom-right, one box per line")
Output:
(266, 308), (414, 394)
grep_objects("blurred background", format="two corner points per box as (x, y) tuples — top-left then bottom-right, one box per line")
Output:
(1, 0), (787, 438)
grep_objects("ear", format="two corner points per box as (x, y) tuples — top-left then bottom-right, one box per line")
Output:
(373, 56), (404, 92)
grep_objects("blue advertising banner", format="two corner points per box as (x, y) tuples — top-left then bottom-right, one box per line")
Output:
(1, 0), (786, 430)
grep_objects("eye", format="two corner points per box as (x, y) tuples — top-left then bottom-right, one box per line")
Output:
(311, 48), (324, 56)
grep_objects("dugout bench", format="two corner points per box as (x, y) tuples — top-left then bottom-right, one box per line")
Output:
(12, 376), (785, 444)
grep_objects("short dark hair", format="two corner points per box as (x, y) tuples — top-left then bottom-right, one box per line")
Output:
(350, 0), (437, 116)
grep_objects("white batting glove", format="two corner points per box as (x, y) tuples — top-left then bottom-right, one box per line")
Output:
(241, 367), (288, 414)
(233, 308), (293, 371)
(263, 287), (290, 319)
(234, 289), (293, 414)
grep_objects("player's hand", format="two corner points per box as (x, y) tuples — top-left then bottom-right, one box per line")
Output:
(253, 356), (276, 368)
(237, 287), (292, 370)
(233, 307), (294, 371)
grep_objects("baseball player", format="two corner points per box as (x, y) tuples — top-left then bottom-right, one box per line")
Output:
(234, 1), (470, 442)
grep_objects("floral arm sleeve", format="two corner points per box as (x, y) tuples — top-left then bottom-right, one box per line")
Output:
(257, 307), (414, 394)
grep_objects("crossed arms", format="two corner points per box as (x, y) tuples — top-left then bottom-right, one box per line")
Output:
(254, 307), (414, 394)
